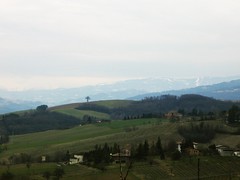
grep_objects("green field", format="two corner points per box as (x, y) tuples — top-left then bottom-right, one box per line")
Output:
(1, 99), (240, 179)
(49, 100), (133, 111)
(1, 117), (239, 161)
(51, 100), (134, 121)
(1, 156), (240, 179)
(1, 119), (240, 179)
(93, 100), (134, 108)
(54, 108), (111, 120)
(0, 118), (180, 160)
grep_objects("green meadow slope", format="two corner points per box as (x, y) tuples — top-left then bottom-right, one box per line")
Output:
(1, 99), (240, 179)
(0, 118), (181, 160)
(1, 117), (240, 161)
(50, 100), (134, 120)
(1, 99), (240, 160)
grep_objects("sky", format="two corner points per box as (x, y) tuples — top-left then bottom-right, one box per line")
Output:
(0, 0), (240, 90)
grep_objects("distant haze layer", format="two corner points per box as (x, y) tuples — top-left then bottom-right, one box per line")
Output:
(0, 1), (240, 90)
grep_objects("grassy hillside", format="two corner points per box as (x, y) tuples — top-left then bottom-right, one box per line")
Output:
(1, 98), (240, 179)
(1, 156), (240, 179)
(0, 118), (181, 160)
(53, 109), (111, 120)
(1, 97), (239, 160)
(1, 117), (239, 161)
(50, 100), (134, 120)
(50, 100), (133, 111)
(93, 100), (134, 108)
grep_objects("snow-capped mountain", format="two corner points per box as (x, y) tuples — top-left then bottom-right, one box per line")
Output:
(0, 76), (240, 114)
(130, 79), (240, 101)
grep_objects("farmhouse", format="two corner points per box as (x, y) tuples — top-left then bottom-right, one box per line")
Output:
(111, 153), (130, 163)
(176, 140), (200, 156)
(176, 141), (182, 152)
(233, 151), (240, 157)
(165, 111), (183, 120)
(41, 155), (47, 162)
(111, 144), (131, 163)
(69, 155), (83, 165)
(216, 145), (234, 156)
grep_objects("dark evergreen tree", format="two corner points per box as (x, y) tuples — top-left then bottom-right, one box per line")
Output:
(143, 140), (149, 157)
(65, 150), (70, 162)
(43, 171), (51, 180)
(171, 150), (181, 161)
(149, 141), (156, 156)
(136, 143), (143, 159)
(103, 143), (111, 163)
(156, 137), (165, 160)
(228, 105), (240, 123)
(54, 167), (64, 180)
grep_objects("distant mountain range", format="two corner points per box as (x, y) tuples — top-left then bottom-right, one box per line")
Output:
(0, 97), (40, 114)
(130, 79), (240, 101)
(0, 76), (240, 114)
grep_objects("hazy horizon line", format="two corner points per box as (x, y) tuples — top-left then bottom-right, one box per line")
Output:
(1, 74), (240, 92)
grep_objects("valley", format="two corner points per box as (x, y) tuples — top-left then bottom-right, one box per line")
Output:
(0, 97), (240, 179)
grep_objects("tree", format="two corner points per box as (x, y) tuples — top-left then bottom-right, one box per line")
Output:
(156, 137), (165, 160)
(54, 167), (64, 180)
(0, 134), (9, 145)
(103, 143), (111, 163)
(136, 143), (143, 159)
(65, 150), (70, 162)
(228, 105), (240, 123)
(178, 109), (185, 116)
(36, 105), (48, 112)
(1, 171), (14, 180)
(26, 162), (31, 170)
(43, 171), (51, 180)
(143, 140), (149, 157)
(85, 96), (90, 102)
(171, 150), (181, 161)
(149, 141), (156, 156)
(191, 108), (198, 116)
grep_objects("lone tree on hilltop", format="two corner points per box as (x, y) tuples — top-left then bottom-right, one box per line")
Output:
(85, 96), (90, 102)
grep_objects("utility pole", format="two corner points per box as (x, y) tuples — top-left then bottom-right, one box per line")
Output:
(197, 158), (200, 180)
(119, 146), (123, 180)
(118, 145), (132, 180)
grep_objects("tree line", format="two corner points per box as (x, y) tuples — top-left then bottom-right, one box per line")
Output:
(76, 94), (238, 120)
(0, 106), (81, 135)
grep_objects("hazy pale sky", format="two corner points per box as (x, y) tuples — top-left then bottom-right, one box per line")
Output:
(1, 0), (240, 90)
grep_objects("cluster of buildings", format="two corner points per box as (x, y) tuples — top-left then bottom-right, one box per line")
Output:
(176, 141), (200, 156)
(176, 140), (240, 157)
(65, 142), (240, 165)
(215, 145), (240, 157)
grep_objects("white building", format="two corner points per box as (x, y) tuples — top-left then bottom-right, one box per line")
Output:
(69, 155), (83, 165)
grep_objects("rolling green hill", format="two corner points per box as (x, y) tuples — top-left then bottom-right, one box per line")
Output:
(1, 96), (239, 160)
(0, 118), (240, 179)
(1, 97), (240, 179)
(1, 117), (239, 161)
(51, 95), (239, 122)
(50, 100), (134, 120)
(0, 118), (181, 160)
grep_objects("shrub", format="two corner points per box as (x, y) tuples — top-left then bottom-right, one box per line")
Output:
(178, 122), (215, 143)
(171, 150), (181, 161)
(1, 171), (14, 180)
